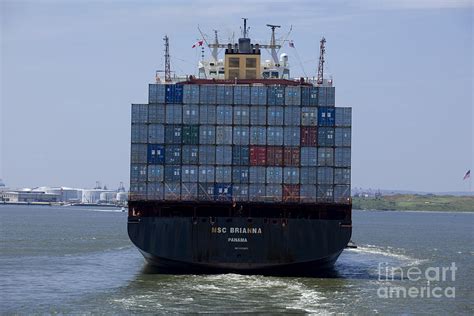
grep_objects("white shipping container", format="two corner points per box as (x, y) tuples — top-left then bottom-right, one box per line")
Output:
(301, 107), (318, 126)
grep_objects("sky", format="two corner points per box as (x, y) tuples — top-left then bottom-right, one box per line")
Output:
(1, 0), (473, 192)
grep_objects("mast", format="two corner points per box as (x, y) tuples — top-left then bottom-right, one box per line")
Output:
(212, 30), (219, 62)
(266, 24), (281, 66)
(164, 35), (171, 82)
(317, 37), (326, 85)
(242, 17), (249, 38)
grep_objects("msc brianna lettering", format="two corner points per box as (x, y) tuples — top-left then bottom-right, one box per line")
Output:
(128, 20), (352, 275)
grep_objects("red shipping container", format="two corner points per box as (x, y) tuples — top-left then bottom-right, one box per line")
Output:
(283, 147), (300, 166)
(250, 146), (267, 166)
(267, 146), (284, 166)
(283, 184), (300, 202)
(301, 127), (317, 146)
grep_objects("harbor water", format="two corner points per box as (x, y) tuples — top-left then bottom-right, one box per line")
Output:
(0, 205), (472, 314)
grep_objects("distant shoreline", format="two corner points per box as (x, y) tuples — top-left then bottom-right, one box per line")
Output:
(353, 208), (474, 214)
(352, 194), (474, 213)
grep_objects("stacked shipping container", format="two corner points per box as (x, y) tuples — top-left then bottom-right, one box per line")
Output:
(131, 83), (351, 203)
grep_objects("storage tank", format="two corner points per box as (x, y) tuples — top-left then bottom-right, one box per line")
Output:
(81, 189), (103, 204)
(116, 192), (128, 203)
(99, 191), (117, 203)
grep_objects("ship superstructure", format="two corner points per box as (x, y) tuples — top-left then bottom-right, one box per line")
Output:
(128, 21), (352, 275)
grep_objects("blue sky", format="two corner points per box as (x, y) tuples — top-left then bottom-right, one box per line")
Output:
(1, 0), (472, 192)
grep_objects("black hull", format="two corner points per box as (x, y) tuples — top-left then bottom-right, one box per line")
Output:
(139, 248), (343, 276)
(128, 204), (352, 276)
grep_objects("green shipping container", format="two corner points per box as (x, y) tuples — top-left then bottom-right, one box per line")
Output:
(182, 125), (199, 144)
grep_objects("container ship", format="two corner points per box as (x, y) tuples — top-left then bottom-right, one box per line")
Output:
(128, 21), (352, 275)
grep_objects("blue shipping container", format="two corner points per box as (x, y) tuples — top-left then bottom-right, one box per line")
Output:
(214, 183), (233, 201)
(165, 84), (184, 104)
(147, 144), (165, 164)
(318, 107), (335, 126)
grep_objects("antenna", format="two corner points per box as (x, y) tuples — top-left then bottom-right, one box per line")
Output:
(266, 24), (281, 65)
(242, 18), (249, 38)
(163, 35), (171, 82)
(317, 37), (326, 85)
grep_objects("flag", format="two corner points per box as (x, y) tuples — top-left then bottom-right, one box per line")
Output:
(192, 40), (204, 48)
(463, 170), (471, 180)
(289, 40), (295, 48)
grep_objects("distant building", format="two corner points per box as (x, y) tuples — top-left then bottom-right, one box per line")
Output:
(33, 187), (82, 203)
(1, 191), (59, 203)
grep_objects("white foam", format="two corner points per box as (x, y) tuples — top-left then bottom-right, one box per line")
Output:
(346, 244), (427, 266)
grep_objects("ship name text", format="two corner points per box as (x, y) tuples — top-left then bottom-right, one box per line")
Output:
(211, 227), (262, 234)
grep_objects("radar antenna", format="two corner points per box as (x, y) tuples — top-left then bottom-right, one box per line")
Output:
(317, 37), (326, 85)
(164, 35), (172, 82)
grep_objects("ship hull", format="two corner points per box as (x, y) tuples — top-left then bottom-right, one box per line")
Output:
(128, 210), (351, 276)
